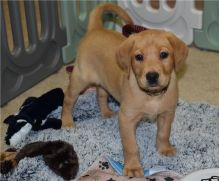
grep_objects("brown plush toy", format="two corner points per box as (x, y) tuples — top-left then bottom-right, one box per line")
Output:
(0, 140), (79, 180)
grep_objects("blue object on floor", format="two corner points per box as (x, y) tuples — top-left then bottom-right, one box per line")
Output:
(105, 156), (167, 176)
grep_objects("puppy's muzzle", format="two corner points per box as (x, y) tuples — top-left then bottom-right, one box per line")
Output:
(146, 72), (159, 86)
(144, 71), (169, 96)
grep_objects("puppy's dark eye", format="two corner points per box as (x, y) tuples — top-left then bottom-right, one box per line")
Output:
(160, 51), (169, 59)
(135, 54), (144, 61)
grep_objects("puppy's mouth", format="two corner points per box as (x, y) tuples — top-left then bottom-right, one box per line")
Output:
(143, 78), (170, 96)
(137, 76), (170, 96)
(144, 86), (168, 96)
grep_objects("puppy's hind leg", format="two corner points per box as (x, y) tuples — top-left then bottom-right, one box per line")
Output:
(97, 87), (115, 118)
(61, 66), (90, 128)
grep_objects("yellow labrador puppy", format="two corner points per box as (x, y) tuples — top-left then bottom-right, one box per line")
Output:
(61, 3), (188, 177)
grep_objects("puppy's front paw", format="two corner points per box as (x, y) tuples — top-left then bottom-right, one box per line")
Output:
(123, 163), (144, 177)
(158, 145), (176, 156)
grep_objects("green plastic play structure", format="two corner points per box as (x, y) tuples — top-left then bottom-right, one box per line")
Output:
(60, 0), (116, 64)
(194, 0), (219, 51)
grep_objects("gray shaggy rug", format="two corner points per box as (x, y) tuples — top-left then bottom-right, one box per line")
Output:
(1, 92), (219, 181)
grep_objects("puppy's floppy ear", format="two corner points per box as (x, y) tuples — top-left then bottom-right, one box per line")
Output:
(166, 32), (189, 72)
(116, 36), (135, 76)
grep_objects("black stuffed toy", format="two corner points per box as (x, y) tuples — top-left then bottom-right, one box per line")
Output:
(4, 88), (64, 146)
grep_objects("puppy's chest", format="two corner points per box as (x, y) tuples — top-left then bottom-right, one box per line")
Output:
(137, 98), (171, 121)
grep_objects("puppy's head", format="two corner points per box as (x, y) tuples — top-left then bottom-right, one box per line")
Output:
(117, 30), (188, 95)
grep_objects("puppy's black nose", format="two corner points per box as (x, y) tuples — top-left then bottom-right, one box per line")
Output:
(146, 72), (159, 85)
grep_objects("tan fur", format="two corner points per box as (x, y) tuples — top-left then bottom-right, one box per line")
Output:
(0, 150), (17, 168)
(61, 3), (188, 177)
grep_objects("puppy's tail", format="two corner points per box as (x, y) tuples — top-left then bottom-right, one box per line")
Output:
(88, 3), (133, 31)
